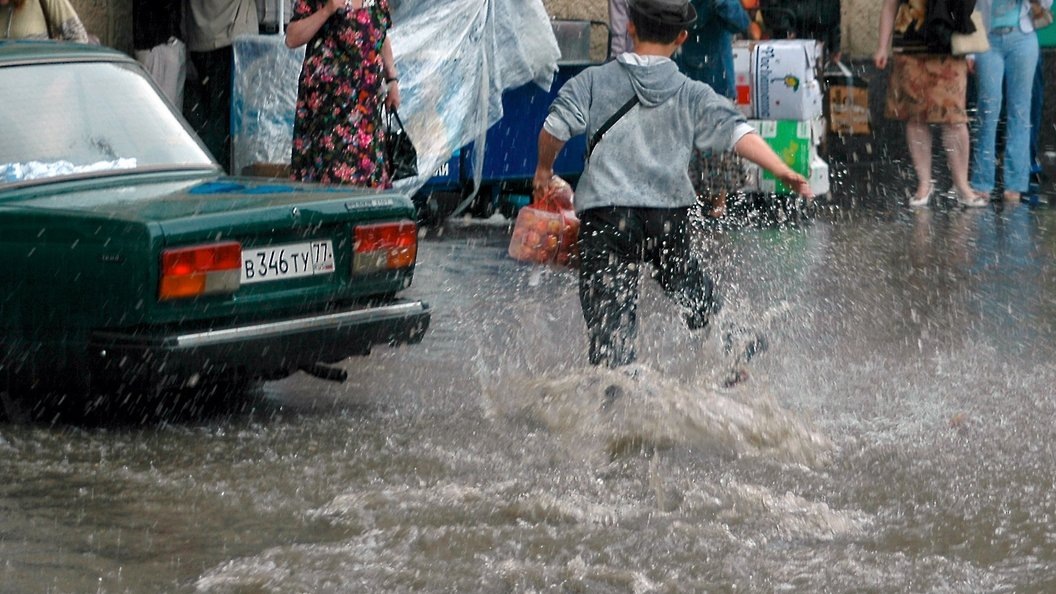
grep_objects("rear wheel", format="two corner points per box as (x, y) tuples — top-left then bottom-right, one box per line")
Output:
(1, 356), (93, 423)
(2, 367), (263, 425)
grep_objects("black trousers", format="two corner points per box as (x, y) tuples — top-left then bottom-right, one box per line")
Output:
(578, 206), (716, 368)
(185, 47), (234, 173)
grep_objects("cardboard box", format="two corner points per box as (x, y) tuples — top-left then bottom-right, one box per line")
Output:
(752, 40), (824, 121)
(808, 155), (830, 196)
(732, 41), (756, 118)
(812, 116), (827, 143)
(748, 118), (823, 194)
(741, 154), (830, 196)
(824, 72), (871, 135)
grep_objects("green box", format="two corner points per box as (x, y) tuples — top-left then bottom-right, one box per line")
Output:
(749, 119), (819, 194)
(1039, 24), (1056, 48)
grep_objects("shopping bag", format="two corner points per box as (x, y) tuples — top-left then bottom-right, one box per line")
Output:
(385, 109), (418, 181)
(951, 10), (990, 55)
(134, 37), (186, 108)
(508, 177), (579, 267)
(823, 60), (870, 135)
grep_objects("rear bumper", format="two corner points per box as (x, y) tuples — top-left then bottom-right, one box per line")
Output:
(88, 300), (431, 388)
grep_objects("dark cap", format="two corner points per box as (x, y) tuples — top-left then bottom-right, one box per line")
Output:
(628, 0), (698, 28)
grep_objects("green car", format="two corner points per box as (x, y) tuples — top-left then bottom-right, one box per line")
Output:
(0, 41), (430, 414)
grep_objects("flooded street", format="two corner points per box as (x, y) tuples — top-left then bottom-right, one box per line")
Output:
(3, 198), (1056, 593)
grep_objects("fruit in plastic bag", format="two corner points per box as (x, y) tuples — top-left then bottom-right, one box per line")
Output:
(508, 176), (579, 267)
(546, 175), (574, 211)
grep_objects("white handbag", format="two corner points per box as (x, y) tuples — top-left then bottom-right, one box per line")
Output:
(951, 9), (990, 55)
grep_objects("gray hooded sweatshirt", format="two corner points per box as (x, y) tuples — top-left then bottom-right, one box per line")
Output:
(543, 53), (754, 212)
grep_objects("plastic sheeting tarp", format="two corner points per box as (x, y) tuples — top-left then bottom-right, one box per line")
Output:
(230, 36), (303, 176)
(231, 0), (561, 196)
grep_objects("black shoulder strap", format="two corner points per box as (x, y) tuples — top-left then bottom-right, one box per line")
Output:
(587, 95), (639, 159)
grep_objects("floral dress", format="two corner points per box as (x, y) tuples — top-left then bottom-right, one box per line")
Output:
(290, 0), (392, 187)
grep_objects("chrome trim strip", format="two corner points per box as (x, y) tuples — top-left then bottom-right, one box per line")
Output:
(171, 301), (428, 348)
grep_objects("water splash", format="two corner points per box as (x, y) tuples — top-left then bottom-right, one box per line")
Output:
(489, 364), (832, 467)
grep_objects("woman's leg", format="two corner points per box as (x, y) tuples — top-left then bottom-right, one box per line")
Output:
(970, 43), (1006, 193)
(941, 122), (974, 197)
(905, 121), (934, 198)
(1000, 31), (1040, 195)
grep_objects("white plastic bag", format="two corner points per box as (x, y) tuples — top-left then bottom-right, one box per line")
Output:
(134, 37), (186, 109)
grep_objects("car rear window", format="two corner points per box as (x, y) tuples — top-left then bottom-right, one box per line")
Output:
(0, 61), (215, 187)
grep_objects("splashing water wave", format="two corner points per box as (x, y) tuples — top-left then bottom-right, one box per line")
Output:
(488, 364), (832, 466)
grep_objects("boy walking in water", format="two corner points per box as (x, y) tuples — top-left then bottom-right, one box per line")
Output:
(533, 0), (811, 368)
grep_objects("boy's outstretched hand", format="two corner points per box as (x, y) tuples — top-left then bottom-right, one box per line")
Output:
(733, 133), (814, 199)
(776, 167), (813, 199)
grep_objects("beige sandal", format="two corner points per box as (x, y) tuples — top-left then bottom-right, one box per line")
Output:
(958, 188), (989, 208)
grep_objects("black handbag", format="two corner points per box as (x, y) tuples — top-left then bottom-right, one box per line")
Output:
(385, 109), (418, 181)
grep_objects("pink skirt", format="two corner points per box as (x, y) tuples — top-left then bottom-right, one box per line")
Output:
(884, 54), (969, 124)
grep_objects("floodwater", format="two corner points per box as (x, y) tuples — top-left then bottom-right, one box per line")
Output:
(2, 196), (1056, 593)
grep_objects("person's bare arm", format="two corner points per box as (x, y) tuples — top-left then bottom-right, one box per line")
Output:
(533, 129), (567, 201)
(873, 0), (898, 70)
(285, 0), (355, 48)
(382, 36), (400, 110)
(733, 133), (813, 197)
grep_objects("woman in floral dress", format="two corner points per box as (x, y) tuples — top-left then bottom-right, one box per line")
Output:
(873, 0), (984, 208)
(286, 0), (400, 187)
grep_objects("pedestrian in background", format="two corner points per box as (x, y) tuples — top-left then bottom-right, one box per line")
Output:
(762, 0), (842, 61)
(969, 0), (1052, 203)
(285, 0), (400, 187)
(677, 0), (749, 98)
(609, 0), (633, 57)
(133, 0), (185, 107)
(534, 0), (810, 368)
(0, 0), (88, 42)
(182, 0), (259, 173)
(874, 0), (984, 207)
(676, 0), (751, 217)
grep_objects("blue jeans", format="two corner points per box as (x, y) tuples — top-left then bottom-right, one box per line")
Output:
(970, 29), (1040, 194)
(1030, 59), (1043, 168)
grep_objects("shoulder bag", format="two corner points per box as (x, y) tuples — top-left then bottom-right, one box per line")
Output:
(951, 9), (990, 55)
(385, 109), (418, 181)
(585, 95), (640, 162)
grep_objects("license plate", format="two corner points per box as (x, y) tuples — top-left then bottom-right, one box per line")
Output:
(241, 240), (335, 284)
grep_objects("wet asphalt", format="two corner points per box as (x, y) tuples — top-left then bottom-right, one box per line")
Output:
(2, 170), (1056, 592)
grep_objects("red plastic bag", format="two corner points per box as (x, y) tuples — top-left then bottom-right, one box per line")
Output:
(508, 177), (579, 267)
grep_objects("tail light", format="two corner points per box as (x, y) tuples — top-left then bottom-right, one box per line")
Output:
(353, 221), (418, 274)
(158, 241), (242, 301)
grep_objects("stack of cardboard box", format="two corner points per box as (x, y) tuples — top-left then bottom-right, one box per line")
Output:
(732, 39), (830, 197)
